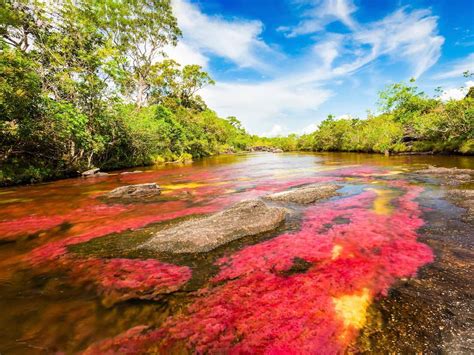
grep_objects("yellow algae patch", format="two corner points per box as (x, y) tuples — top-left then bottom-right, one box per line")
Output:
(365, 188), (399, 215)
(375, 170), (404, 176)
(161, 182), (206, 190)
(161, 181), (227, 190)
(331, 245), (343, 259)
(333, 288), (371, 330)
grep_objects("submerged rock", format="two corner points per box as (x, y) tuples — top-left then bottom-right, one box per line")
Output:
(264, 184), (340, 204)
(417, 166), (474, 175)
(416, 166), (473, 179)
(415, 166), (474, 186)
(104, 183), (161, 201)
(139, 200), (287, 253)
(447, 189), (474, 220)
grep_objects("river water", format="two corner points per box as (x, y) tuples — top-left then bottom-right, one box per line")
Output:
(0, 152), (473, 353)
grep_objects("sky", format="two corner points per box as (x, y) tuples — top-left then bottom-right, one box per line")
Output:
(166, 0), (474, 136)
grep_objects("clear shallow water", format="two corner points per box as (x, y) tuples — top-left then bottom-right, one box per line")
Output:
(0, 152), (473, 353)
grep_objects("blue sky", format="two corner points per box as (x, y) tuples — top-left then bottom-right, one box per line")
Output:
(167, 0), (474, 135)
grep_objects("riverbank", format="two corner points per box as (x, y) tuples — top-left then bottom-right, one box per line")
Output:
(3, 149), (474, 188)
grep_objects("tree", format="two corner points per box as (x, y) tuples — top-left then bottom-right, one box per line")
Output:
(148, 60), (214, 110)
(91, 0), (181, 106)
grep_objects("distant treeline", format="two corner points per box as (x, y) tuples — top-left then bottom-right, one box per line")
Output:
(0, 0), (259, 185)
(265, 80), (474, 155)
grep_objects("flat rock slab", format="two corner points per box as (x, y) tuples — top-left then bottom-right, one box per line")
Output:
(139, 200), (287, 254)
(104, 183), (161, 201)
(415, 166), (473, 186)
(264, 184), (340, 204)
(416, 166), (474, 175)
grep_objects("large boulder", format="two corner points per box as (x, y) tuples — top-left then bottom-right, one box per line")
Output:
(104, 183), (161, 201)
(264, 184), (340, 204)
(139, 200), (287, 253)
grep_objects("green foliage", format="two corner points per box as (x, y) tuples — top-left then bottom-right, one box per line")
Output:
(292, 80), (473, 155)
(0, 0), (253, 185)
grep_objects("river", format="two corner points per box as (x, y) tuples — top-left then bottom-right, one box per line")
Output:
(0, 152), (473, 353)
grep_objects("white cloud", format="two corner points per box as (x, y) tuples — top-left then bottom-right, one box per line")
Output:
(351, 9), (444, 78)
(201, 80), (332, 135)
(280, 0), (358, 37)
(336, 114), (352, 119)
(439, 80), (474, 101)
(432, 53), (474, 79)
(300, 122), (319, 134)
(280, 7), (443, 80)
(263, 124), (285, 137)
(311, 36), (342, 68)
(171, 0), (274, 69)
(164, 42), (209, 68)
(167, 1), (445, 134)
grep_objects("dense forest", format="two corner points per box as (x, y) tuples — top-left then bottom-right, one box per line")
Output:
(1, 1), (473, 186)
(0, 0), (258, 185)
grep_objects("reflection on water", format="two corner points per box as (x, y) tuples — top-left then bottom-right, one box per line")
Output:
(0, 152), (473, 353)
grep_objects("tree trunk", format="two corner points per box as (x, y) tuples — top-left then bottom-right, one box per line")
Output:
(136, 76), (147, 108)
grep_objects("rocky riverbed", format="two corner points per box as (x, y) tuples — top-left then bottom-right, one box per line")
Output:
(0, 153), (472, 353)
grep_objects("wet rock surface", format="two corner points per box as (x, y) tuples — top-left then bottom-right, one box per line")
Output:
(139, 199), (288, 253)
(264, 183), (340, 204)
(416, 166), (474, 185)
(447, 189), (474, 221)
(81, 168), (109, 177)
(249, 146), (284, 153)
(103, 183), (161, 201)
(81, 168), (100, 176)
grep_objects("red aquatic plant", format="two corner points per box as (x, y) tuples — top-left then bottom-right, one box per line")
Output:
(70, 258), (192, 306)
(0, 215), (68, 242)
(110, 182), (432, 353)
(83, 325), (160, 355)
(3, 160), (435, 353)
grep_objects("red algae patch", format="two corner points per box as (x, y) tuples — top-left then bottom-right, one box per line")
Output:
(71, 258), (192, 307)
(0, 215), (68, 242)
(92, 180), (433, 353)
(83, 325), (159, 355)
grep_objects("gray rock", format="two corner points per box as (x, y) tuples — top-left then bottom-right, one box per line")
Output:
(264, 184), (340, 204)
(104, 183), (161, 200)
(82, 168), (100, 177)
(416, 166), (474, 175)
(139, 199), (287, 253)
(416, 166), (473, 185)
(120, 170), (143, 175)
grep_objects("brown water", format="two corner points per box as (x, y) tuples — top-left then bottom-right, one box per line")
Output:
(0, 152), (473, 353)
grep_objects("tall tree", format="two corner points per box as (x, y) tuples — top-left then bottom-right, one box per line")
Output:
(91, 0), (181, 106)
